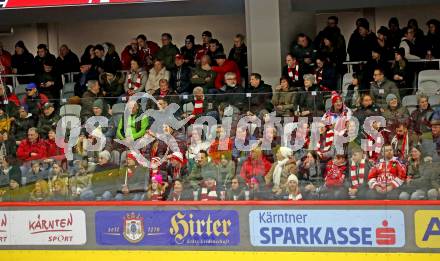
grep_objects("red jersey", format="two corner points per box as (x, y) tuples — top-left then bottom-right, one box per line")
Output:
(368, 158), (406, 189)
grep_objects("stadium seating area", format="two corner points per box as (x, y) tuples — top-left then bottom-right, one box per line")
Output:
(0, 16), (440, 202)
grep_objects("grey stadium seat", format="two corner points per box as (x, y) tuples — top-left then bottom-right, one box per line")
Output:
(341, 73), (354, 98)
(14, 84), (28, 101)
(62, 82), (76, 97)
(429, 95), (440, 109)
(402, 95), (418, 114)
(418, 70), (440, 94)
(59, 104), (82, 118)
(112, 102), (127, 126)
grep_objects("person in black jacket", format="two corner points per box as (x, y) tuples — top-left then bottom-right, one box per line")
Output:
(33, 44), (56, 74)
(221, 72), (246, 112)
(294, 74), (324, 119)
(0, 130), (17, 158)
(352, 93), (382, 129)
(282, 54), (304, 88)
(247, 73), (273, 114)
(318, 32), (347, 75)
(11, 41), (35, 84)
(314, 16), (346, 59)
(180, 35), (199, 68)
(391, 48), (414, 97)
(315, 57), (337, 90)
(11, 106), (34, 143)
(115, 153), (148, 201)
(426, 19), (440, 58)
(347, 18), (378, 70)
(34, 58), (63, 101)
(388, 17), (403, 50)
(170, 54), (192, 95)
(93, 43), (121, 74)
(167, 179), (194, 201)
(74, 60), (99, 97)
(363, 47), (390, 87)
(55, 44), (80, 74)
(228, 34), (248, 85)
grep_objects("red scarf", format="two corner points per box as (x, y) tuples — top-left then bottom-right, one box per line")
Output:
(127, 71), (143, 91)
(287, 63), (299, 82)
(315, 68), (323, 85)
(150, 191), (163, 201)
(159, 90), (168, 98)
(192, 99), (204, 116)
(350, 159), (366, 189)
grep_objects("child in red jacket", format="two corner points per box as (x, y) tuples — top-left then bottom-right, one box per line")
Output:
(321, 154), (348, 199)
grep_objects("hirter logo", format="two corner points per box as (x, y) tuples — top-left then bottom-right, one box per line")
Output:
(0, 214), (6, 231)
(376, 220), (396, 245)
(123, 212), (145, 243)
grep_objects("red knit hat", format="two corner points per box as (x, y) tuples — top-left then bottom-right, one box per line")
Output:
(331, 91), (342, 105)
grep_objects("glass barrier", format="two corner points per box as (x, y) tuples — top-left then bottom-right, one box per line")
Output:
(0, 82), (439, 203)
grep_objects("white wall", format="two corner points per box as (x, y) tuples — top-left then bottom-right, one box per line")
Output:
(279, 0), (316, 58)
(0, 24), (39, 54)
(0, 15), (246, 57)
(246, 0), (282, 86)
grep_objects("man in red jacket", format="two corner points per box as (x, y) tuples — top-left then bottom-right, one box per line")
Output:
(367, 144), (406, 199)
(16, 127), (47, 162)
(211, 54), (241, 91)
(120, 38), (139, 70)
(136, 34), (160, 71)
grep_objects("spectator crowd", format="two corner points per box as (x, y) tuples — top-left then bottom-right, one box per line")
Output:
(0, 16), (440, 202)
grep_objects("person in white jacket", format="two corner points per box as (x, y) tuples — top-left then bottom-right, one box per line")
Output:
(146, 59), (170, 95)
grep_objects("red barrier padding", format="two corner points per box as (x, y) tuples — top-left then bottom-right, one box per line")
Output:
(0, 200), (440, 207)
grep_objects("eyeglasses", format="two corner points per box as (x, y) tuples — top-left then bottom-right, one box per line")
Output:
(25, 89), (34, 91)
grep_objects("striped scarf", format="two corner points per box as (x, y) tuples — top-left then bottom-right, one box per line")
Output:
(391, 134), (409, 159)
(172, 164), (182, 180)
(200, 186), (218, 201)
(287, 63), (299, 82)
(350, 159), (366, 189)
(367, 133), (383, 162)
(315, 129), (334, 157)
(127, 71), (143, 91)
